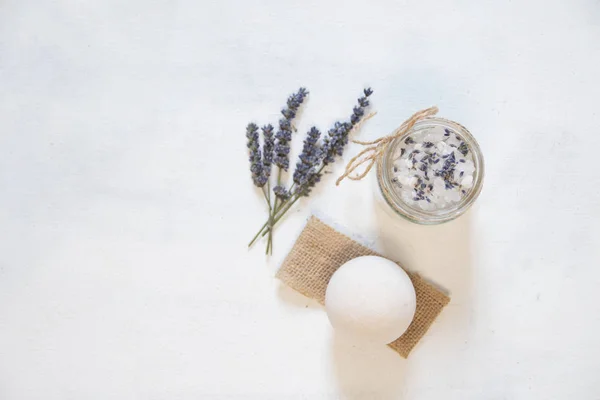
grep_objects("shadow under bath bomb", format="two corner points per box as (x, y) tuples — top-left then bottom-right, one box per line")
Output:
(276, 216), (450, 358)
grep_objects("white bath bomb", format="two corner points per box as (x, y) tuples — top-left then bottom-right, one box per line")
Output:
(325, 256), (417, 345)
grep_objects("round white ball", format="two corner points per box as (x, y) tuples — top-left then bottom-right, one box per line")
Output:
(325, 256), (417, 345)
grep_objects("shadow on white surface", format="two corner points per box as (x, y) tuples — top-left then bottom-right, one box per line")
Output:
(326, 195), (473, 399)
(373, 186), (474, 356)
(331, 332), (406, 399)
(374, 194), (473, 286)
(277, 279), (408, 398)
(276, 282), (321, 310)
(273, 193), (473, 397)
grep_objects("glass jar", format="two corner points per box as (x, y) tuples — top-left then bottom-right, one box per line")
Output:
(376, 117), (484, 224)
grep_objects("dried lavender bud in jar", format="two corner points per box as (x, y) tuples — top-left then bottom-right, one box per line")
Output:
(390, 125), (476, 211)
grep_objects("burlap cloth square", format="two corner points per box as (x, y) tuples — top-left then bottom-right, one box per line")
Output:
(276, 216), (450, 358)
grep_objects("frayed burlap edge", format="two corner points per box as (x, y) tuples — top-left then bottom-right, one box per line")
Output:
(276, 216), (450, 358)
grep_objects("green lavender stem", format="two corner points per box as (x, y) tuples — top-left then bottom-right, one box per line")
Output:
(248, 194), (296, 248)
(266, 181), (273, 254)
(262, 187), (272, 214)
(260, 194), (301, 237)
(248, 164), (324, 248)
(262, 187), (274, 254)
(268, 168), (285, 253)
(248, 220), (269, 248)
(248, 175), (285, 249)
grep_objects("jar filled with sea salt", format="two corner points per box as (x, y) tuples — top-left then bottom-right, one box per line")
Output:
(377, 118), (484, 224)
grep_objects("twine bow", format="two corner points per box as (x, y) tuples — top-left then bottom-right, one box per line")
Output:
(336, 106), (439, 186)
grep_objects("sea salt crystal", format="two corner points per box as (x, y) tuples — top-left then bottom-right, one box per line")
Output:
(461, 175), (474, 188)
(444, 189), (461, 202)
(390, 126), (477, 212)
(392, 147), (404, 159)
(462, 160), (476, 174)
(424, 131), (444, 142)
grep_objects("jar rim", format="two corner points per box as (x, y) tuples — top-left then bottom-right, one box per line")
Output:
(377, 117), (485, 224)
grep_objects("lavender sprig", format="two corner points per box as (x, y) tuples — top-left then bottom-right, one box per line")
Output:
(294, 88), (373, 197)
(273, 88), (309, 171)
(321, 88), (373, 166)
(246, 123), (266, 187)
(292, 127), (322, 185)
(259, 88), (310, 255)
(248, 87), (374, 252)
(289, 126), (322, 197)
(261, 124), (275, 181)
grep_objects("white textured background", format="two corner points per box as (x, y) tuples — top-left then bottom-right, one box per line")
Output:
(1, 1), (600, 399)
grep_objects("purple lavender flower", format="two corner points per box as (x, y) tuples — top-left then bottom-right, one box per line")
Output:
(292, 127), (322, 187)
(261, 124), (274, 180)
(273, 126), (292, 170)
(295, 170), (322, 197)
(322, 88), (373, 165)
(273, 185), (290, 200)
(274, 88), (309, 171)
(246, 123), (267, 187)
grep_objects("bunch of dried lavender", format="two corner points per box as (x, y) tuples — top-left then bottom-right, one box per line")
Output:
(247, 88), (373, 252)
(246, 89), (308, 253)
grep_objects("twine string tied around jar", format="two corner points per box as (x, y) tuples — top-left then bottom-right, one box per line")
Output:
(336, 106), (439, 186)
